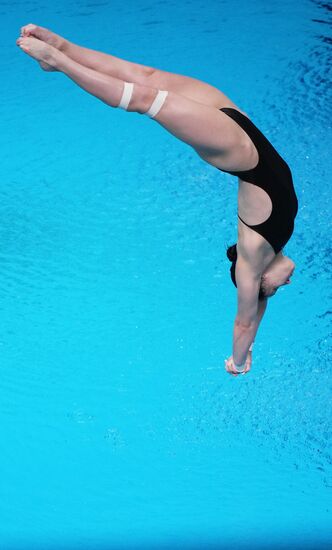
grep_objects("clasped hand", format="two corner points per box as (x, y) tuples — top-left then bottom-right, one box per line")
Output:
(225, 351), (252, 377)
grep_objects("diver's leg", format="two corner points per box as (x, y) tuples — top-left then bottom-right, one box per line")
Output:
(20, 24), (154, 82)
(17, 36), (245, 161)
(20, 23), (237, 109)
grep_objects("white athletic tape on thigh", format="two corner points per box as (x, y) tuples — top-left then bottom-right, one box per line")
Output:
(144, 90), (168, 118)
(118, 82), (134, 110)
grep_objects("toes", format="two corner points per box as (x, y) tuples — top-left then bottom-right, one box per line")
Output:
(20, 23), (37, 37)
(17, 36), (30, 51)
(16, 37), (25, 48)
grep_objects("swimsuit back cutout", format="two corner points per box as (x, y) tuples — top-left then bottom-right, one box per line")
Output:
(218, 107), (298, 254)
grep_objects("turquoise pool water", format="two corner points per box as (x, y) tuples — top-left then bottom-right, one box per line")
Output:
(1, 1), (331, 549)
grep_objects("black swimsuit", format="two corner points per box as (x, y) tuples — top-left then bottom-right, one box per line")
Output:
(218, 107), (298, 254)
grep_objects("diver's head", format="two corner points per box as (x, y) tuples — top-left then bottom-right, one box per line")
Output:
(226, 243), (295, 299)
(259, 255), (295, 298)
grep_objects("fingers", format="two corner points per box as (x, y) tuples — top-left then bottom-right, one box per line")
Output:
(224, 359), (241, 377)
(224, 358), (250, 377)
(241, 363), (250, 375)
(224, 360), (236, 376)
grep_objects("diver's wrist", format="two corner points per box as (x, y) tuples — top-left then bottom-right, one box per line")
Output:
(233, 360), (246, 373)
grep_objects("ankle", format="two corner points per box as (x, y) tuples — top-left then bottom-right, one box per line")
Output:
(59, 38), (70, 54)
(51, 48), (69, 72)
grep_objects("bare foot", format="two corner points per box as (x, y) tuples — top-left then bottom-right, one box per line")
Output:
(19, 24), (68, 71)
(16, 36), (60, 71)
(20, 23), (67, 51)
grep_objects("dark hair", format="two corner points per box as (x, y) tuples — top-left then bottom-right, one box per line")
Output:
(258, 276), (268, 300)
(226, 243), (237, 262)
(226, 242), (266, 300)
(226, 243), (237, 288)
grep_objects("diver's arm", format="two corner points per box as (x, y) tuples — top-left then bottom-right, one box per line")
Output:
(250, 296), (268, 343)
(232, 254), (262, 366)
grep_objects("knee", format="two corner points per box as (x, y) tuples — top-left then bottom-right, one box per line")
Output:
(134, 65), (156, 86)
(127, 83), (159, 115)
(143, 65), (156, 79)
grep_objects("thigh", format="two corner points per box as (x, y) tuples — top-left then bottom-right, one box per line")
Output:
(148, 68), (240, 110)
(152, 89), (249, 162)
